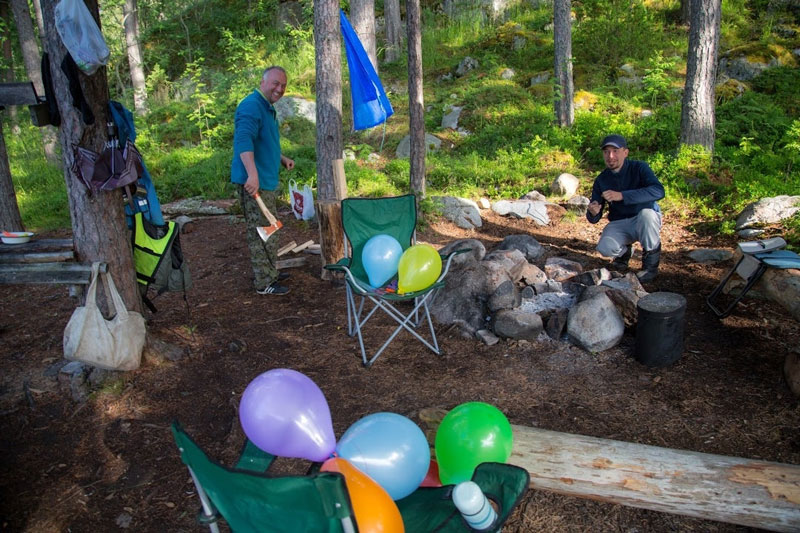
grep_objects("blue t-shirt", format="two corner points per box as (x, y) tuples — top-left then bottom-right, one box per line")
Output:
(230, 90), (281, 191)
(586, 159), (664, 223)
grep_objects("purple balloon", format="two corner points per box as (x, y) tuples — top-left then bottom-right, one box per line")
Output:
(239, 369), (335, 462)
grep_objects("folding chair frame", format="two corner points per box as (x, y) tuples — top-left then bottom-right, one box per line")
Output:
(325, 195), (466, 367)
(707, 237), (800, 318)
(338, 254), (461, 367)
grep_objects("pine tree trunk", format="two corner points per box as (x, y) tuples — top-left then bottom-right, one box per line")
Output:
(553, 0), (574, 128)
(350, 0), (378, 73)
(123, 0), (148, 114)
(1, 1), (19, 127)
(41, 0), (142, 314)
(10, 0), (60, 164)
(407, 0), (425, 199)
(384, 0), (403, 64)
(0, 120), (25, 231)
(314, 0), (344, 279)
(680, 0), (691, 26)
(680, 0), (720, 153)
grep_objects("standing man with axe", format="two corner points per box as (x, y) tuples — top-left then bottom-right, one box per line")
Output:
(231, 66), (295, 295)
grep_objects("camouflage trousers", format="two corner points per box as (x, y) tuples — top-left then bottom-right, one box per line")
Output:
(237, 185), (279, 291)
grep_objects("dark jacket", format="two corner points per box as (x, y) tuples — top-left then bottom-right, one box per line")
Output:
(586, 159), (664, 223)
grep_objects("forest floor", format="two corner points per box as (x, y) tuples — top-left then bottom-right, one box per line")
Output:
(1, 205), (798, 532)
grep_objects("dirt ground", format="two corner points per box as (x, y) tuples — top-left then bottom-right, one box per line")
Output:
(1, 205), (799, 533)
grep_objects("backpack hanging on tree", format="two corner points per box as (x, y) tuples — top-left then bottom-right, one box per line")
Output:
(131, 213), (192, 313)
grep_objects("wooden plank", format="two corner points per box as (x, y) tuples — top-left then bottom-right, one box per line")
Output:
(304, 244), (321, 255)
(277, 241), (298, 257)
(0, 238), (73, 254)
(291, 240), (314, 253)
(317, 199), (344, 281)
(0, 251), (74, 264)
(0, 262), (106, 285)
(0, 82), (38, 106)
(332, 159), (348, 200)
(276, 257), (307, 270)
(509, 424), (800, 532)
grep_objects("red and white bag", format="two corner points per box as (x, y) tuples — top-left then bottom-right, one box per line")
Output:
(288, 179), (315, 220)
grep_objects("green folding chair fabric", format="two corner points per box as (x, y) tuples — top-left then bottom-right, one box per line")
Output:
(396, 462), (530, 533)
(172, 421), (357, 533)
(173, 422), (529, 533)
(325, 195), (467, 367)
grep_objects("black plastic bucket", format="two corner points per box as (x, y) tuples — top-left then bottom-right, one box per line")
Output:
(635, 292), (687, 368)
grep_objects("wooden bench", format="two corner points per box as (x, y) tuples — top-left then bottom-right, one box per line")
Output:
(0, 239), (105, 285)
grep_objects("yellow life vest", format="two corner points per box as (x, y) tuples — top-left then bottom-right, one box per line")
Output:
(132, 212), (177, 286)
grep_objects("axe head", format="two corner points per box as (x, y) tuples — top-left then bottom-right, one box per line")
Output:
(256, 220), (283, 242)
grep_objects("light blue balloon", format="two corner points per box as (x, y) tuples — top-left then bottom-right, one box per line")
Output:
(362, 234), (403, 288)
(336, 412), (430, 500)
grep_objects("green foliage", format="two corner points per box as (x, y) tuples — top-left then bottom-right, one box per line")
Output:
(3, 0), (798, 249)
(573, 0), (666, 72)
(750, 67), (800, 117)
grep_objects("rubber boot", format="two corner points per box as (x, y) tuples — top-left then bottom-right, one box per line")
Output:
(610, 245), (632, 271)
(636, 244), (661, 283)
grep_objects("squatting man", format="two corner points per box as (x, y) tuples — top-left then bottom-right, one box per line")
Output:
(586, 134), (665, 283)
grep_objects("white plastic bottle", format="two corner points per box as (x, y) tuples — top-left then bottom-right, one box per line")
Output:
(452, 481), (498, 531)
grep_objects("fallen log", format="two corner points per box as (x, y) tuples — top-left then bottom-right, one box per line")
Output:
(510, 424), (800, 532)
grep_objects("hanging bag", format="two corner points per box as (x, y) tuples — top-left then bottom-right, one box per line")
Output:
(54, 0), (110, 75)
(63, 263), (146, 371)
(288, 179), (315, 220)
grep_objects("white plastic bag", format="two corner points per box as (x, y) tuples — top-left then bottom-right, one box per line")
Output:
(54, 0), (110, 75)
(63, 263), (145, 371)
(288, 179), (315, 220)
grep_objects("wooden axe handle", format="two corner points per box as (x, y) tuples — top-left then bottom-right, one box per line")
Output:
(253, 194), (279, 226)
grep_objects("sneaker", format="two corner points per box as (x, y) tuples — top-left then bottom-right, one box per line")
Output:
(277, 272), (290, 281)
(257, 282), (290, 295)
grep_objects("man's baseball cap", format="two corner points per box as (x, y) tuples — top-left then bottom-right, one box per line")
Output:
(601, 134), (627, 149)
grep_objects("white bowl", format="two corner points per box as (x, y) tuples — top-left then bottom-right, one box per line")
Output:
(1, 231), (35, 244)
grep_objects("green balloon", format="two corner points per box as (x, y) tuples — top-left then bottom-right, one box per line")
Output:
(434, 402), (513, 485)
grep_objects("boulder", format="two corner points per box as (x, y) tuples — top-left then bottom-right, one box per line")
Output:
(488, 280), (520, 312)
(455, 56), (479, 77)
(440, 238), (486, 266)
(396, 133), (442, 158)
(551, 173), (579, 198)
(520, 263), (547, 285)
(491, 200), (550, 225)
(433, 196), (482, 229)
(442, 105), (463, 130)
(493, 309), (544, 340)
(274, 96), (316, 124)
(567, 293), (625, 352)
(430, 263), (489, 334)
(565, 195), (590, 213)
(544, 256), (583, 281)
(496, 234), (546, 262)
(483, 248), (528, 283)
(545, 308), (569, 340)
(735, 195), (800, 229)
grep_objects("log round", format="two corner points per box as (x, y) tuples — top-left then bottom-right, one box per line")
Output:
(510, 424), (800, 532)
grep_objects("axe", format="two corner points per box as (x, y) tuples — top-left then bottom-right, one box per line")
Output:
(252, 194), (283, 242)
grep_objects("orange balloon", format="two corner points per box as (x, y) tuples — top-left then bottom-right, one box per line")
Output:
(321, 457), (405, 533)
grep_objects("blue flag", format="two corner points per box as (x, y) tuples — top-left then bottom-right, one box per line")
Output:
(340, 10), (394, 130)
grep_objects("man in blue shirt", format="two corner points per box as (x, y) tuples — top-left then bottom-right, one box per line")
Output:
(231, 66), (295, 295)
(586, 135), (664, 283)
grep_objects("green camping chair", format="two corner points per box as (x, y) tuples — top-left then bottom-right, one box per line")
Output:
(172, 421), (530, 532)
(324, 195), (466, 367)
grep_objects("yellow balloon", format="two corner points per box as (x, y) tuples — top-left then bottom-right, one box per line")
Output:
(397, 244), (442, 294)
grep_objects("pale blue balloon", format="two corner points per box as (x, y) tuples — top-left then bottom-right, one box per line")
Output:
(362, 234), (403, 288)
(336, 412), (430, 500)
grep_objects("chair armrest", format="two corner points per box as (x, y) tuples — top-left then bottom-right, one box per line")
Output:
(234, 439), (276, 473)
(324, 261), (373, 295)
(436, 248), (470, 284)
